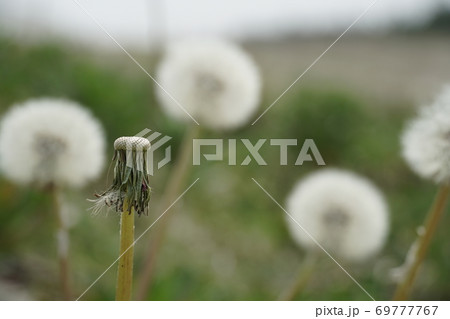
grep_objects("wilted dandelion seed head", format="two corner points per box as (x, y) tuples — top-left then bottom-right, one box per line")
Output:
(286, 169), (389, 262)
(0, 98), (105, 188)
(156, 38), (261, 130)
(92, 136), (151, 216)
(402, 86), (450, 184)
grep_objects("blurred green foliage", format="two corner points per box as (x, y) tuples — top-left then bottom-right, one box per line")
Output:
(0, 36), (449, 301)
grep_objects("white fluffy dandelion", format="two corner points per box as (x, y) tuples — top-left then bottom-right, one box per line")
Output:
(402, 86), (450, 184)
(395, 87), (450, 299)
(285, 169), (389, 262)
(0, 98), (105, 188)
(156, 38), (261, 130)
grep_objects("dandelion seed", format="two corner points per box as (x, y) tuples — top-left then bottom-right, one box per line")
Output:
(0, 98), (105, 188)
(286, 169), (389, 262)
(156, 38), (261, 130)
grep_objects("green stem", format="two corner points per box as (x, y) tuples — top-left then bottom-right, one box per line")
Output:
(116, 199), (135, 301)
(393, 185), (450, 301)
(136, 125), (200, 300)
(51, 188), (72, 301)
(279, 253), (317, 301)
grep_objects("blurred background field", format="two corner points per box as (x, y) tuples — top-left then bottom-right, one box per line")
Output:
(1, 0), (450, 301)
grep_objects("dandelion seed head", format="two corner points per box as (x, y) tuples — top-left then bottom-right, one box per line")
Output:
(402, 86), (450, 184)
(92, 136), (151, 216)
(286, 169), (389, 262)
(0, 98), (105, 188)
(156, 38), (261, 130)
(114, 136), (150, 151)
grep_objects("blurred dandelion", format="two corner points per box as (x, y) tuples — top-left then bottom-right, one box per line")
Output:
(156, 38), (261, 130)
(92, 136), (151, 301)
(136, 38), (262, 300)
(402, 86), (450, 184)
(281, 169), (389, 300)
(0, 98), (105, 300)
(0, 98), (105, 188)
(395, 86), (450, 300)
(286, 169), (388, 261)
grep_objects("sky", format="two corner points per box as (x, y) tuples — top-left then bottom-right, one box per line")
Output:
(0, 0), (449, 51)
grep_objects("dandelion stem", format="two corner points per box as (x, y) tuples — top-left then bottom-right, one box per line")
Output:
(116, 198), (135, 301)
(51, 188), (72, 301)
(279, 252), (317, 301)
(393, 184), (450, 301)
(136, 125), (200, 300)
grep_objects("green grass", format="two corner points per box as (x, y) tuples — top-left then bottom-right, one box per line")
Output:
(0, 37), (449, 300)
